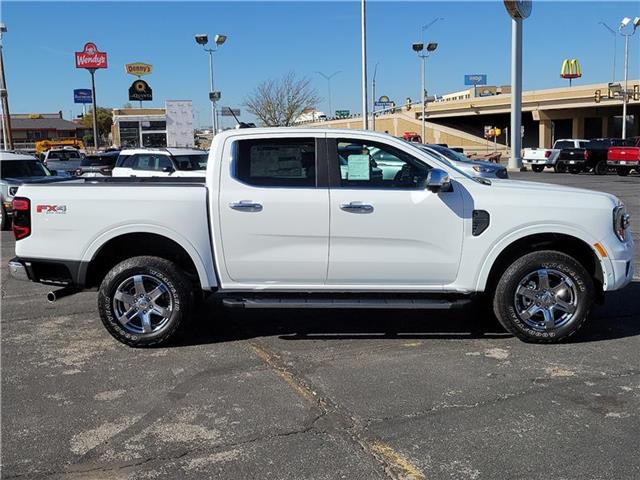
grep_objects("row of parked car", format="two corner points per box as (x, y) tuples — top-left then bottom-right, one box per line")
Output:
(523, 137), (640, 176)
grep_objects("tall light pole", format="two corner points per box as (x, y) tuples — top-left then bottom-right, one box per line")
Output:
(504, 0), (532, 171)
(412, 42), (437, 144)
(195, 33), (226, 135)
(0, 22), (13, 150)
(316, 71), (340, 119)
(619, 16), (640, 140)
(371, 62), (379, 130)
(361, 0), (369, 129)
(599, 22), (617, 83)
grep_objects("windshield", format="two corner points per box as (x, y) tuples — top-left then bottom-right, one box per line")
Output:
(48, 150), (81, 160)
(427, 145), (472, 164)
(395, 139), (473, 179)
(173, 154), (208, 171)
(1, 160), (52, 178)
(81, 155), (117, 167)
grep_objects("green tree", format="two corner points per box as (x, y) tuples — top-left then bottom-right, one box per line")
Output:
(81, 107), (113, 141)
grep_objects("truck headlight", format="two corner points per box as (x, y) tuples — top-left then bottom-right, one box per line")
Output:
(613, 204), (630, 242)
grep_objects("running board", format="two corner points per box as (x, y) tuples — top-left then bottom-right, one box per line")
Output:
(221, 297), (472, 310)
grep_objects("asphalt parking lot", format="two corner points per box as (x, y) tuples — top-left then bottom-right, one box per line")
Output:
(1, 171), (639, 480)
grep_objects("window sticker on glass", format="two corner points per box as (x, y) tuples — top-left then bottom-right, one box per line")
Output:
(346, 154), (370, 180)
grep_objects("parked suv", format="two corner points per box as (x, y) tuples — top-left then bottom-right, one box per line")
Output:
(41, 148), (83, 175)
(1, 152), (73, 229)
(112, 148), (208, 177)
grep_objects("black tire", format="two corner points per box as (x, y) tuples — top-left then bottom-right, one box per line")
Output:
(568, 166), (581, 174)
(554, 162), (567, 174)
(617, 167), (630, 177)
(0, 206), (6, 231)
(492, 250), (594, 343)
(594, 161), (608, 175)
(98, 256), (194, 347)
(531, 165), (545, 173)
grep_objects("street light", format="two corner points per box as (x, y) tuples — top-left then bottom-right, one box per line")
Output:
(599, 22), (617, 83)
(316, 71), (341, 119)
(0, 22), (13, 150)
(371, 62), (379, 130)
(618, 16), (640, 139)
(195, 32), (227, 136)
(412, 41), (438, 143)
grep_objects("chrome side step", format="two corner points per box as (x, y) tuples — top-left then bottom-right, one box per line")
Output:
(221, 297), (472, 310)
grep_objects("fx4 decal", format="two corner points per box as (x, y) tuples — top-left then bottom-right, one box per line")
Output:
(36, 204), (67, 214)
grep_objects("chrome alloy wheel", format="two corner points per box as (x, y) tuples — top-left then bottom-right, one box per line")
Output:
(514, 268), (578, 331)
(113, 274), (173, 335)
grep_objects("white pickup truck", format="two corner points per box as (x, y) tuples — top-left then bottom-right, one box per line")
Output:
(523, 139), (589, 173)
(8, 128), (634, 346)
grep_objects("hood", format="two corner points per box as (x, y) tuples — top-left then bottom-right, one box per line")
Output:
(487, 178), (619, 205)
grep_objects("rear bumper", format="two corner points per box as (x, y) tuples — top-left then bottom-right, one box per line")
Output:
(523, 159), (551, 165)
(607, 161), (639, 167)
(7, 256), (85, 287)
(8, 259), (29, 281)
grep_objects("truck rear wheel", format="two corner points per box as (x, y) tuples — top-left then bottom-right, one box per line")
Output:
(98, 256), (194, 347)
(617, 167), (630, 176)
(594, 161), (608, 175)
(531, 165), (545, 173)
(492, 250), (594, 343)
(554, 162), (567, 173)
(568, 166), (581, 174)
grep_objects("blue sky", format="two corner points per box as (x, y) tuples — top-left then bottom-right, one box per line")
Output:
(3, 1), (640, 127)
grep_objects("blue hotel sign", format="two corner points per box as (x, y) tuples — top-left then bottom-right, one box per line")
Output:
(73, 89), (92, 104)
(464, 74), (487, 86)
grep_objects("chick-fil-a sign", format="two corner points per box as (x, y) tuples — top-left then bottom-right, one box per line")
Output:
(75, 42), (108, 69)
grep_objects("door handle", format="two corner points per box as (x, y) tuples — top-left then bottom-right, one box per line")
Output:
(230, 200), (263, 212)
(340, 201), (374, 213)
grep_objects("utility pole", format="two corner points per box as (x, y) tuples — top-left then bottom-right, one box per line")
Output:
(509, 16), (523, 169)
(361, 0), (369, 129)
(0, 23), (14, 150)
(89, 68), (99, 149)
(371, 62), (378, 130)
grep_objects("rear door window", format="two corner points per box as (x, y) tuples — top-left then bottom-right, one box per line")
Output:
(235, 138), (316, 187)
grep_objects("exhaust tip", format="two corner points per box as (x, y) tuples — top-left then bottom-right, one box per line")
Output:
(47, 291), (57, 303)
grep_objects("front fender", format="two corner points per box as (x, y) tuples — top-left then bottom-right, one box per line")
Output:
(474, 223), (608, 291)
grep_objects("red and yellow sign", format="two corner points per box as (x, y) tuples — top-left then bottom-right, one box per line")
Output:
(560, 59), (582, 79)
(125, 62), (153, 77)
(75, 42), (108, 69)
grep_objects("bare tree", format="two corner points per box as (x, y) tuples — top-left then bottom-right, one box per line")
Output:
(244, 72), (321, 126)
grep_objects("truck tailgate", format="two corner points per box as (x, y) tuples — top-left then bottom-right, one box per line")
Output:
(608, 147), (640, 163)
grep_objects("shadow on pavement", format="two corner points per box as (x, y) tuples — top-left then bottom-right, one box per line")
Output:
(175, 281), (640, 347)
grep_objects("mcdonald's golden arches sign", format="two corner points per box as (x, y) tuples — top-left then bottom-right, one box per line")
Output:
(560, 59), (582, 79)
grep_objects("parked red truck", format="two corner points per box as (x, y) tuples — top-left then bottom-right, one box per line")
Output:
(608, 137), (640, 176)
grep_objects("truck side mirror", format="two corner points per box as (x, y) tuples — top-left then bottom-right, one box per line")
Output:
(426, 169), (452, 193)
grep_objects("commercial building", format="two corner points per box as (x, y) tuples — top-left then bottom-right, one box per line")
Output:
(4, 112), (90, 150)
(111, 100), (195, 148)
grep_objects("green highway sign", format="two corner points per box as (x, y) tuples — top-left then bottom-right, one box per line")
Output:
(335, 110), (350, 118)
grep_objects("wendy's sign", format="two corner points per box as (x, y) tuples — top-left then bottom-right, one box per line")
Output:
(75, 42), (108, 69)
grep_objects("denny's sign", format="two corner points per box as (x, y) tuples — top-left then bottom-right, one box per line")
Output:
(75, 42), (108, 69)
(125, 62), (153, 77)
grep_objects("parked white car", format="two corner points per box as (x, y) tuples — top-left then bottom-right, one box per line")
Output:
(112, 148), (208, 177)
(8, 129), (634, 347)
(523, 139), (589, 173)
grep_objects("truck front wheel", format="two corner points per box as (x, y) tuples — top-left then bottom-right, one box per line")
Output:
(531, 165), (545, 173)
(493, 251), (594, 343)
(98, 256), (194, 347)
